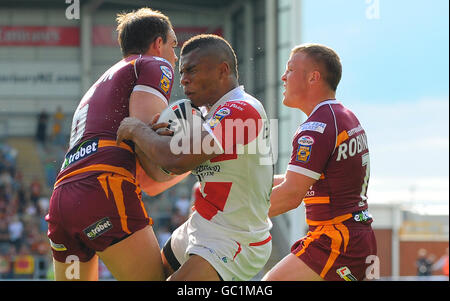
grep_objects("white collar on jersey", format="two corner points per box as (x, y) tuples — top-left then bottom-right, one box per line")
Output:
(138, 54), (171, 66)
(309, 99), (340, 116)
(205, 85), (245, 118)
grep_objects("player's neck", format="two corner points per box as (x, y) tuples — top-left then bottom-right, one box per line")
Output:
(223, 81), (239, 96)
(210, 80), (239, 106)
(304, 90), (336, 116)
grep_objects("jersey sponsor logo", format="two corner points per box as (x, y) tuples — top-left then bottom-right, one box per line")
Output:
(298, 135), (314, 146)
(208, 107), (231, 129)
(192, 164), (221, 181)
(83, 217), (113, 240)
(336, 132), (369, 161)
(61, 138), (98, 171)
(299, 121), (327, 134)
(347, 124), (364, 136)
(296, 136), (314, 163)
(305, 190), (315, 197)
(336, 266), (357, 281)
(160, 65), (173, 80)
(352, 209), (373, 223)
(228, 103), (244, 111)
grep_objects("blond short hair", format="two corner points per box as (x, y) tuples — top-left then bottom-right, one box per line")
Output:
(292, 43), (342, 91)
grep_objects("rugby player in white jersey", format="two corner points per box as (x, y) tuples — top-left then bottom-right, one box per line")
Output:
(116, 34), (274, 281)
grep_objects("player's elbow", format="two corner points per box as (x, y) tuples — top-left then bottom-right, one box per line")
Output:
(268, 188), (304, 218)
(268, 198), (301, 218)
(288, 197), (303, 211)
(285, 189), (304, 211)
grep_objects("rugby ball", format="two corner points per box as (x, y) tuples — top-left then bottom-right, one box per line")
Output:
(157, 99), (204, 175)
(157, 99), (204, 135)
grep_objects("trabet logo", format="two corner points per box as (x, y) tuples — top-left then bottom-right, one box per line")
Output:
(83, 217), (113, 240)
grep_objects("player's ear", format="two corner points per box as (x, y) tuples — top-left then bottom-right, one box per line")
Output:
(309, 70), (321, 85)
(218, 61), (231, 79)
(147, 36), (163, 56)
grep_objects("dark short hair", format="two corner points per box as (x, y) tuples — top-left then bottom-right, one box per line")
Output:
(292, 44), (342, 91)
(180, 34), (238, 78)
(116, 7), (172, 57)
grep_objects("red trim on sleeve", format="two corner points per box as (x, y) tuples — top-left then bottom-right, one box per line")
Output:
(210, 101), (263, 153)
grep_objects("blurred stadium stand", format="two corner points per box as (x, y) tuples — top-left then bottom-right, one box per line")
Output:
(0, 0), (448, 281)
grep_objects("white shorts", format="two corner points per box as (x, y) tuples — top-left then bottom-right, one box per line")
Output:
(164, 216), (272, 281)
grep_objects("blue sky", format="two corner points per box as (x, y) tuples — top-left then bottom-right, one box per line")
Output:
(300, 0), (449, 209)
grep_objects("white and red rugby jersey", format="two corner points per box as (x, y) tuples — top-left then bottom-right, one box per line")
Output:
(190, 86), (274, 244)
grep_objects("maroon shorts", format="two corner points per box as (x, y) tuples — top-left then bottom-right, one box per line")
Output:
(291, 219), (377, 281)
(45, 172), (152, 263)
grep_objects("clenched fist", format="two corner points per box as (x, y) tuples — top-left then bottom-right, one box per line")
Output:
(116, 117), (145, 145)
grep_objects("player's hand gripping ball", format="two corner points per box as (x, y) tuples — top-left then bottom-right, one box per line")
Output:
(156, 99), (204, 175)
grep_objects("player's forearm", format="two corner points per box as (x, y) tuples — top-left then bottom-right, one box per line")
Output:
(130, 123), (177, 168)
(137, 170), (190, 196)
(135, 146), (174, 182)
(268, 182), (303, 218)
(131, 124), (196, 174)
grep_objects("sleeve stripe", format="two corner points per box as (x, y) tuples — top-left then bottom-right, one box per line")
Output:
(287, 164), (321, 180)
(132, 85), (168, 105)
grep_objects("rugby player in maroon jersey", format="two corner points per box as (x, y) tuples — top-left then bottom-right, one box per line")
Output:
(46, 8), (187, 280)
(263, 44), (377, 281)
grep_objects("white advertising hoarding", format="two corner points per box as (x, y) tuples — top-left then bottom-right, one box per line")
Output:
(0, 62), (81, 97)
